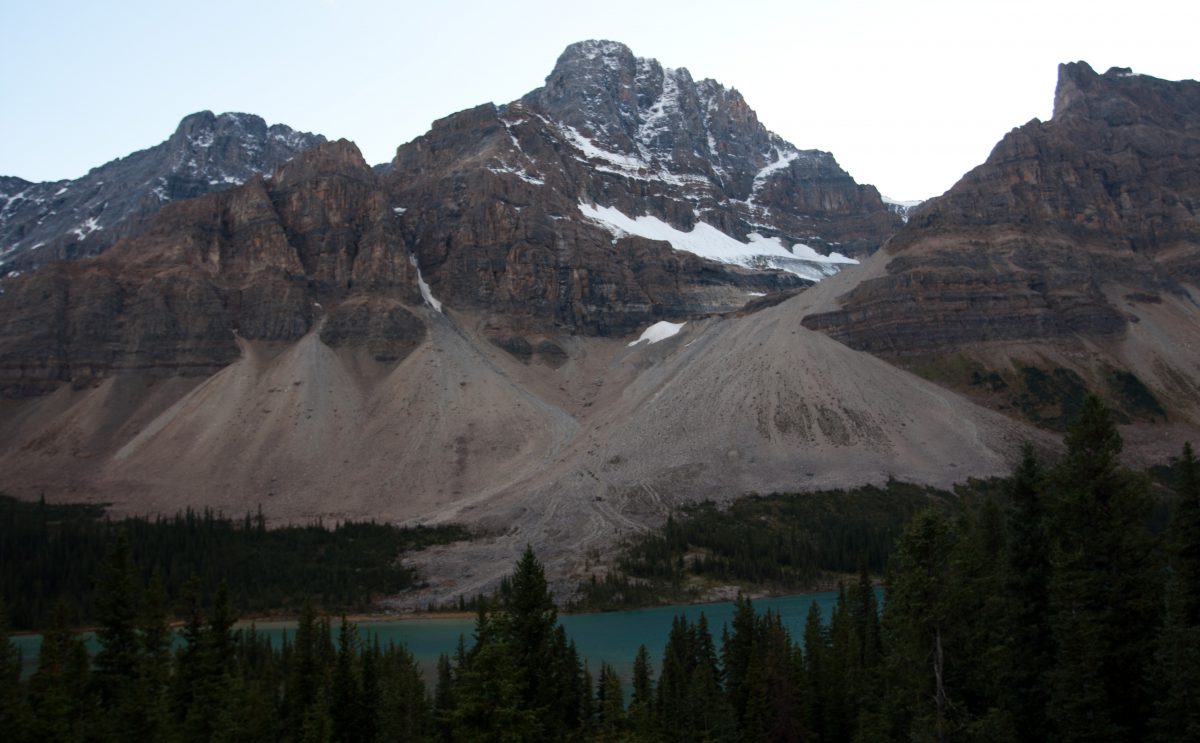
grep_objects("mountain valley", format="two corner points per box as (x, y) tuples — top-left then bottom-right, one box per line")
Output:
(1, 44), (1197, 601)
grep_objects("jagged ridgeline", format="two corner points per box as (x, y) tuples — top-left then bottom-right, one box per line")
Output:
(0, 112), (325, 273)
(802, 62), (1200, 432)
(2, 45), (1199, 603)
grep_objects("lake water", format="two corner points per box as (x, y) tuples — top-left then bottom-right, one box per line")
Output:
(13, 590), (859, 683)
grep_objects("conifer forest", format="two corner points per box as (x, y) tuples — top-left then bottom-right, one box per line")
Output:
(1, 396), (1198, 741)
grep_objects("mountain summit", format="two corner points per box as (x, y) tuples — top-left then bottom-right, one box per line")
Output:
(0, 111), (324, 273)
(803, 62), (1200, 436)
(0, 42), (1059, 599)
(386, 40), (898, 338)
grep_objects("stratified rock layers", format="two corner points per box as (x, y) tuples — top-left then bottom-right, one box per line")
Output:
(804, 63), (1200, 354)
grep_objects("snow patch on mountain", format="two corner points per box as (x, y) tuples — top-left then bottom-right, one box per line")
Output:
(882, 196), (924, 223)
(410, 255), (442, 313)
(628, 320), (685, 346)
(578, 201), (856, 282)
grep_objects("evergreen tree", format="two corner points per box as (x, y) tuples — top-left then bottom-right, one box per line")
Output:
(501, 545), (561, 738)
(135, 570), (171, 741)
(824, 587), (852, 743)
(751, 612), (804, 742)
(688, 613), (734, 741)
(846, 564), (882, 727)
(359, 638), (381, 743)
(332, 618), (365, 743)
(656, 615), (693, 741)
(377, 642), (430, 742)
(629, 644), (656, 736)
(285, 600), (325, 742)
(1001, 443), (1052, 741)
(879, 509), (959, 741)
(596, 662), (627, 739)
(451, 601), (538, 742)
(433, 652), (456, 742)
(92, 533), (142, 740)
(1047, 397), (1160, 741)
(0, 597), (31, 743)
(1151, 442), (1200, 740)
(722, 594), (757, 727)
(301, 683), (334, 743)
(800, 601), (827, 742)
(28, 602), (90, 743)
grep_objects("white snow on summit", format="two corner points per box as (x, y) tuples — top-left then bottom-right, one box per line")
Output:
(578, 202), (856, 282)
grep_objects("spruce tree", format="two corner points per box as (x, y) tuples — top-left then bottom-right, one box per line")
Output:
(656, 615), (693, 741)
(596, 662), (626, 739)
(284, 600), (323, 741)
(28, 602), (89, 743)
(182, 582), (237, 742)
(452, 601), (537, 741)
(136, 570), (172, 741)
(825, 586), (852, 743)
(171, 575), (205, 727)
(501, 545), (560, 737)
(332, 617), (365, 743)
(378, 642), (430, 742)
(1002, 443), (1052, 741)
(879, 509), (959, 741)
(629, 644), (655, 736)
(801, 601), (827, 742)
(433, 652), (456, 742)
(0, 597), (31, 743)
(722, 594), (756, 727)
(92, 532), (142, 741)
(1150, 442), (1200, 740)
(687, 613), (734, 741)
(1047, 396), (1160, 741)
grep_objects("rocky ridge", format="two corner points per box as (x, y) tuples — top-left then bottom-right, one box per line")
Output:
(802, 62), (1200, 428)
(0, 111), (325, 274)
(0, 40), (901, 397)
(387, 40), (900, 337)
(0, 139), (423, 396)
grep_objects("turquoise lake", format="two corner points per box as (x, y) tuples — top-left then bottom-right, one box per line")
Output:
(13, 590), (861, 683)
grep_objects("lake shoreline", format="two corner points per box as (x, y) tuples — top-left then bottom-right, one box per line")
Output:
(11, 580), (875, 635)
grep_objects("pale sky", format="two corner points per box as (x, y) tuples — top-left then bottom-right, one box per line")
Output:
(2, 0), (1196, 201)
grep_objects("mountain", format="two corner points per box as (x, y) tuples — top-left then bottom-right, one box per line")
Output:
(385, 40), (900, 341)
(803, 62), (1200, 439)
(882, 196), (924, 223)
(0, 111), (325, 274)
(0, 41), (1070, 598)
(0, 40), (901, 393)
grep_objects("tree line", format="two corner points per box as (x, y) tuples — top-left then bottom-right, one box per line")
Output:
(0, 499), (469, 629)
(1, 395), (1197, 740)
(572, 480), (968, 611)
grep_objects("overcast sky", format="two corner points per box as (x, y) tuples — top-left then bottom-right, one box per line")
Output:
(2, 0), (1196, 200)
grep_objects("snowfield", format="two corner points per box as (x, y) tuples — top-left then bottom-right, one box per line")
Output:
(578, 201), (856, 281)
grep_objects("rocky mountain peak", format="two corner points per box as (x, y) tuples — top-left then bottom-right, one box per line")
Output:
(805, 58), (1200, 389)
(509, 41), (896, 256)
(0, 111), (325, 274)
(272, 138), (372, 186)
(1052, 61), (1200, 126)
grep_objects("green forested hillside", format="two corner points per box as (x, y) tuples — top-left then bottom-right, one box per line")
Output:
(0, 499), (469, 629)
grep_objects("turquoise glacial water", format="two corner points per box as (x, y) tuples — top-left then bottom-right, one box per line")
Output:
(13, 590), (862, 683)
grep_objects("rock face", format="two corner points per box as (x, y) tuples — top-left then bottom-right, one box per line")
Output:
(804, 62), (1200, 354)
(0, 140), (423, 396)
(389, 40), (900, 336)
(0, 111), (325, 274)
(0, 40), (929, 594)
